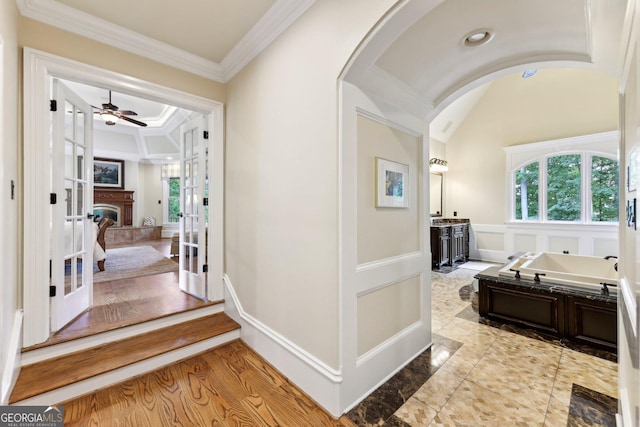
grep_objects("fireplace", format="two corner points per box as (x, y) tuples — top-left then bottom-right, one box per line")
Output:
(94, 189), (134, 226)
(93, 204), (121, 227)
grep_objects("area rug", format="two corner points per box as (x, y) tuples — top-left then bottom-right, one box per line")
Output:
(93, 246), (178, 283)
(457, 261), (497, 271)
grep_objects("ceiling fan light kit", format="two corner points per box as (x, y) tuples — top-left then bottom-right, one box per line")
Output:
(92, 90), (148, 127)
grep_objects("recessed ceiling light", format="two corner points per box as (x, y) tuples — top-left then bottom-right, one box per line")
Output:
(522, 69), (537, 78)
(462, 29), (494, 47)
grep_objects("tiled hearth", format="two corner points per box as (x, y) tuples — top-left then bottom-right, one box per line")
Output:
(105, 226), (162, 244)
(347, 266), (617, 426)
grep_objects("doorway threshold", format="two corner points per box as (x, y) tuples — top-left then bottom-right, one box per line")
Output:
(24, 271), (219, 352)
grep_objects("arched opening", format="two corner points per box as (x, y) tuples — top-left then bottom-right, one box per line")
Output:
(338, 0), (626, 420)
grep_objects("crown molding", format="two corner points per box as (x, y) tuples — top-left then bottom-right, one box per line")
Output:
(220, 0), (316, 81)
(17, 0), (316, 83)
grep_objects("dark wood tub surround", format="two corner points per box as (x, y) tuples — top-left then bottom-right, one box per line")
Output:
(477, 266), (617, 351)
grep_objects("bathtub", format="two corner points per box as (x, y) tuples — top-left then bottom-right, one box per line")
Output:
(498, 252), (618, 293)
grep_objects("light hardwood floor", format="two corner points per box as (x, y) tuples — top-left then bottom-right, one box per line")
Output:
(62, 340), (355, 426)
(26, 239), (213, 350)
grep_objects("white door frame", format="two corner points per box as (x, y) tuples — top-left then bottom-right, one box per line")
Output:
(23, 47), (225, 347)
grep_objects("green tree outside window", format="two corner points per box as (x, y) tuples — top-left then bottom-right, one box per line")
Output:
(168, 177), (180, 222)
(591, 156), (619, 222)
(515, 161), (539, 220)
(547, 154), (581, 221)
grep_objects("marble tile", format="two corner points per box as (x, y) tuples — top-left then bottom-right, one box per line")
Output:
(553, 349), (618, 403)
(348, 268), (619, 427)
(439, 345), (485, 378)
(393, 397), (437, 426)
(436, 380), (546, 426)
(410, 368), (465, 411)
(567, 384), (617, 427)
(346, 336), (462, 426)
(543, 395), (570, 427)
(484, 330), (563, 369)
(467, 353), (557, 412)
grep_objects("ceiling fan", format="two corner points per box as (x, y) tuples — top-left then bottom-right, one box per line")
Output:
(92, 90), (148, 127)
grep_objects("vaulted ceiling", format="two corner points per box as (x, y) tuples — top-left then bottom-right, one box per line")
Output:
(18, 0), (627, 159)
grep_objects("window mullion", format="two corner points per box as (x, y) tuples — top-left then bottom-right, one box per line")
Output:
(583, 153), (591, 224)
(541, 155), (547, 222)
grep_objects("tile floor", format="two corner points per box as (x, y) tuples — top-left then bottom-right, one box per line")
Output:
(347, 265), (618, 426)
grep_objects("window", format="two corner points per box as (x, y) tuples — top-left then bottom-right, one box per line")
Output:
(168, 177), (180, 222)
(511, 152), (618, 223)
(547, 154), (581, 221)
(515, 161), (539, 220)
(591, 156), (619, 222)
(506, 132), (619, 225)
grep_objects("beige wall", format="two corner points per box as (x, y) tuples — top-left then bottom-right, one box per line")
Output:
(18, 17), (225, 103)
(357, 275), (421, 356)
(357, 115), (420, 263)
(137, 163), (163, 226)
(0, 0), (20, 394)
(444, 69), (619, 225)
(225, 0), (394, 368)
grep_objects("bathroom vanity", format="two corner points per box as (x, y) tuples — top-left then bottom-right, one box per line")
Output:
(430, 219), (469, 269)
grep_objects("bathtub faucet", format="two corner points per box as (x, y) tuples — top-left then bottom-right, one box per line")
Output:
(600, 282), (617, 296)
(509, 268), (521, 279)
(604, 255), (618, 271)
(534, 272), (546, 282)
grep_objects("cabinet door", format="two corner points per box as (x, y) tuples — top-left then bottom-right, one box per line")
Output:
(439, 228), (450, 266)
(451, 225), (465, 262)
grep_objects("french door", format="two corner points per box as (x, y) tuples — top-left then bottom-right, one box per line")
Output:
(50, 79), (94, 331)
(178, 116), (208, 299)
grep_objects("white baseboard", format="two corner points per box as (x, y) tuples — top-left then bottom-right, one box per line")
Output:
(223, 274), (343, 417)
(1, 310), (23, 405)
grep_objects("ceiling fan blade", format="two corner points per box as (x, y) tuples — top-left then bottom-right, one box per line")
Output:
(120, 115), (148, 127)
(118, 110), (138, 116)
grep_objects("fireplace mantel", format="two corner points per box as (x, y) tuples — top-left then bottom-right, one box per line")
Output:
(94, 189), (134, 226)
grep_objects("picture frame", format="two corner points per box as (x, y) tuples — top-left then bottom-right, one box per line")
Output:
(376, 157), (409, 208)
(94, 157), (125, 189)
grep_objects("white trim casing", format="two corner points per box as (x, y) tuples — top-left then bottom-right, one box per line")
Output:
(22, 48), (225, 346)
(0, 311), (23, 405)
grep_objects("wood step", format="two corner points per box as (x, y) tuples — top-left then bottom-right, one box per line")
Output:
(10, 312), (240, 404)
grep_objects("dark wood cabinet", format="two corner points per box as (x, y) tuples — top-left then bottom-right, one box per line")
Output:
(430, 226), (450, 268)
(451, 225), (466, 263)
(430, 222), (469, 269)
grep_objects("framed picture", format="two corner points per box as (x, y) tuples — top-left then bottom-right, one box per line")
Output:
(376, 157), (409, 208)
(94, 157), (124, 189)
